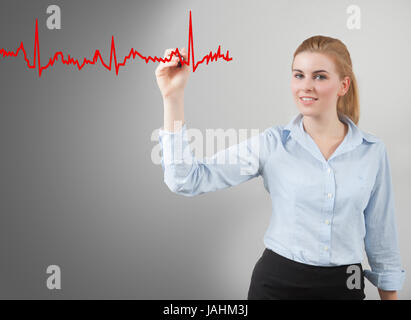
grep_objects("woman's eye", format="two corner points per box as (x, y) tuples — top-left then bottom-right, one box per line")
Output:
(294, 74), (326, 80)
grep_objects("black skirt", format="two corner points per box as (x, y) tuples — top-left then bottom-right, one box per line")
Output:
(247, 248), (365, 300)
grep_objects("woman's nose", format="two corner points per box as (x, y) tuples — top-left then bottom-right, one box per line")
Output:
(302, 78), (314, 91)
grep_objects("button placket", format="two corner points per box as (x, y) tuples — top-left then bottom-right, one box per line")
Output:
(319, 164), (334, 264)
(325, 165), (334, 201)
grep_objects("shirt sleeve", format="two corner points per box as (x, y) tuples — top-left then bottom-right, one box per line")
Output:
(363, 142), (406, 291)
(158, 123), (269, 197)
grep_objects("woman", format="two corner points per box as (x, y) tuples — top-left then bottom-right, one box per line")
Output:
(154, 35), (405, 300)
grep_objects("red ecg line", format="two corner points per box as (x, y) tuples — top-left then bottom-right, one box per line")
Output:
(0, 10), (233, 77)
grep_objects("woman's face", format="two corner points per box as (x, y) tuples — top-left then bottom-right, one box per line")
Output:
(291, 52), (349, 118)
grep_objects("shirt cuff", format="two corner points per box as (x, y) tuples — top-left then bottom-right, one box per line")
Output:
(363, 269), (406, 291)
(158, 123), (193, 166)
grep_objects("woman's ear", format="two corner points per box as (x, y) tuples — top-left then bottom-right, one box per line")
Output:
(338, 76), (350, 96)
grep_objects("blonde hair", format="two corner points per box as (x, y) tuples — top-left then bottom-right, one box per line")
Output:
(292, 35), (360, 125)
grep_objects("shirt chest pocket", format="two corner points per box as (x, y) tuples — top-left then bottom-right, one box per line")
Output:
(337, 174), (374, 212)
(292, 170), (374, 213)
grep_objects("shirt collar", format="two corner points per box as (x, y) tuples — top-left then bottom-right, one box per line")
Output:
(281, 112), (378, 163)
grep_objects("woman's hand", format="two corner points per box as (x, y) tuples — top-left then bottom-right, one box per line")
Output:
(155, 47), (190, 100)
(378, 289), (398, 300)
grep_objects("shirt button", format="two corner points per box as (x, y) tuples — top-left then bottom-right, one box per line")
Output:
(327, 168), (331, 173)
(325, 220), (330, 225)
(327, 193), (332, 198)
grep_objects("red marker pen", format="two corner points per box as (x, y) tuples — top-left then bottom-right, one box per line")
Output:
(177, 55), (184, 68)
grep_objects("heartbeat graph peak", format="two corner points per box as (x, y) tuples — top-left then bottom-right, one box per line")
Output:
(0, 10), (233, 77)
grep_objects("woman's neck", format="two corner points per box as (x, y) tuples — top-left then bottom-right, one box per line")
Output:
(302, 113), (348, 141)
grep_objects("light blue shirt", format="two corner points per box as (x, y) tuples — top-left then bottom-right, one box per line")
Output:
(158, 113), (405, 291)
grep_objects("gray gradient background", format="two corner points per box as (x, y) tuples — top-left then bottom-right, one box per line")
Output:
(0, 0), (410, 299)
